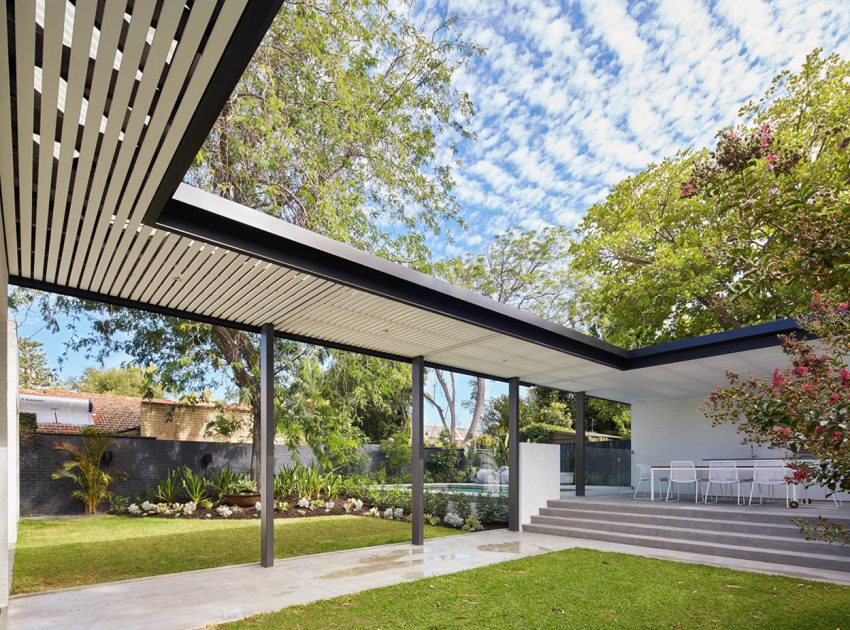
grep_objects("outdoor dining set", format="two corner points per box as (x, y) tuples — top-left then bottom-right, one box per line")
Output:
(633, 460), (843, 508)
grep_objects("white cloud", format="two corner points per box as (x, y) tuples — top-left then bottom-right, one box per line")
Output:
(429, 0), (850, 258)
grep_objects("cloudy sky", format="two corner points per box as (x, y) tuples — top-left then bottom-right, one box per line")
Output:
(436, 0), (850, 257)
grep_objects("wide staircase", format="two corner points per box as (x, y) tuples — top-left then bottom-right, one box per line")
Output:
(523, 498), (850, 572)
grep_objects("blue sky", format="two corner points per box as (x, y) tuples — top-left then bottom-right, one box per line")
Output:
(15, 0), (850, 427)
(433, 0), (850, 257)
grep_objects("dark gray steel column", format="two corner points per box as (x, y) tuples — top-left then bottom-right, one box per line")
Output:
(508, 377), (520, 531)
(411, 356), (425, 545)
(574, 391), (586, 497)
(260, 323), (275, 567)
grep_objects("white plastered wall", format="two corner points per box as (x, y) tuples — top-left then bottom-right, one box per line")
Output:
(0, 235), (15, 623)
(631, 396), (839, 501)
(519, 442), (560, 526)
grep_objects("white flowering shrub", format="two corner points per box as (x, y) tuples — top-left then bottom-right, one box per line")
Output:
(296, 509), (306, 516)
(216, 505), (233, 518)
(393, 508), (404, 519)
(127, 503), (141, 515)
(324, 501), (335, 512)
(383, 508), (395, 519)
(182, 501), (197, 516)
(366, 507), (380, 517)
(231, 505), (243, 514)
(255, 501), (262, 512)
(297, 497), (311, 509)
(141, 500), (155, 513)
(343, 498), (364, 514)
(443, 512), (463, 528)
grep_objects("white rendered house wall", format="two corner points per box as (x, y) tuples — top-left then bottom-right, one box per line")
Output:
(631, 396), (840, 501)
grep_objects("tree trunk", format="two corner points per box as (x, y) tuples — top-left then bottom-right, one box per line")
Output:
(462, 377), (486, 444)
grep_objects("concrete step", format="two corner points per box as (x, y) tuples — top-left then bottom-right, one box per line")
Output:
(545, 499), (850, 527)
(522, 522), (850, 572)
(538, 507), (803, 536)
(528, 514), (850, 556)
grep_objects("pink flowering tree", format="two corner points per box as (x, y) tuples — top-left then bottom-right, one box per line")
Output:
(705, 292), (850, 543)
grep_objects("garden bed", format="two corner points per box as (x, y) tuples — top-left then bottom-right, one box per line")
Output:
(118, 495), (504, 533)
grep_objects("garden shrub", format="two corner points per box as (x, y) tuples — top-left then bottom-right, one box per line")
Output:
(381, 433), (411, 478)
(520, 422), (564, 443)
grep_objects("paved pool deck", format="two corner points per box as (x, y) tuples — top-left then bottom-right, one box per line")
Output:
(10, 528), (850, 629)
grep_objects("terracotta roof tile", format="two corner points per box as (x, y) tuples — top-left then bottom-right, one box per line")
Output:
(22, 388), (142, 436)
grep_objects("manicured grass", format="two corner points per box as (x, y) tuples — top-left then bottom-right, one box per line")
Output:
(13, 515), (460, 594)
(220, 548), (850, 629)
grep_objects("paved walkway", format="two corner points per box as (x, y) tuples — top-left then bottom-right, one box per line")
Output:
(11, 528), (850, 629)
(9, 530), (574, 630)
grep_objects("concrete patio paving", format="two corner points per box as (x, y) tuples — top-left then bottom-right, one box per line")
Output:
(10, 527), (850, 630)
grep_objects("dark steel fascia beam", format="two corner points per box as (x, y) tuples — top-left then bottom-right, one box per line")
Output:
(157, 187), (630, 370)
(626, 318), (799, 369)
(141, 1), (285, 226)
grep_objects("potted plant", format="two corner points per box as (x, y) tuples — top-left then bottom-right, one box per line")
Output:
(223, 475), (260, 507)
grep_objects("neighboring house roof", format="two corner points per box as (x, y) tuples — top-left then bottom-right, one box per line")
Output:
(20, 389), (252, 437)
(21, 389), (143, 435)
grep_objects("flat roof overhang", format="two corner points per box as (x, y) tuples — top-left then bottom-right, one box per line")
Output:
(1, 1), (801, 405)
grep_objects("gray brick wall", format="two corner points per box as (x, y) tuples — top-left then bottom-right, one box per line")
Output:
(21, 435), (384, 515)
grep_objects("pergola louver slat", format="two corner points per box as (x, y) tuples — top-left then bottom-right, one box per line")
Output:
(102, 2), (248, 292)
(55, 1), (127, 286)
(69, 0), (157, 290)
(0, 1), (18, 275)
(93, 0), (219, 294)
(14, 0), (37, 279)
(79, 0), (186, 293)
(46, 0), (97, 287)
(32, 1), (64, 281)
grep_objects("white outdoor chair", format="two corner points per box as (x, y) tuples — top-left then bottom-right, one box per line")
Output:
(634, 464), (668, 499)
(666, 461), (700, 503)
(749, 460), (789, 507)
(704, 461), (743, 505)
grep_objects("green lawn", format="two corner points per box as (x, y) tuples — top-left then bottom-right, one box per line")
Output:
(219, 548), (850, 630)
(13, 515), (459, 595)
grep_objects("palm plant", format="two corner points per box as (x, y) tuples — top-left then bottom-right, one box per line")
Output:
(52, 429), (126, 514)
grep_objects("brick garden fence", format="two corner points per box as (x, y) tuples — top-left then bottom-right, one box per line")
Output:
(21, 435), (384, 516)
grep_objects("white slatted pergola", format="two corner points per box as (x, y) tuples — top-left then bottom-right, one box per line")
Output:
(0, 0), (798, 578)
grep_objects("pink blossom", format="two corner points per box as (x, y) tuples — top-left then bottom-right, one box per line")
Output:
(839, 302), (849, 311)
(803, 384), (816, 393)
(745, 198), (756, 206)
(768, 188), (779, 196)
(831, 392), (842, 404)
(793, 365), (809, 377)
(775, 427), (792, 439)
(680, 182), (696, 198)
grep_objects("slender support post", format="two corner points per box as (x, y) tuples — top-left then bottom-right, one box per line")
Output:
(411, 356), (425, 545)
(508, 377), (520, 531)
(574, 391), (586, 497)
(259, 323), (275, 567)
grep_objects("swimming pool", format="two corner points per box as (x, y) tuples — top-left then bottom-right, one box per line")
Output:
(383, 483), (508, 497)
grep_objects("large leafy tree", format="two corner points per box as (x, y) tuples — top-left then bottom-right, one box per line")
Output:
(18, 339), (58, 389)
(66, 365), (165, 398)
(15, 1), (479, 479)
(426, 227), (575, 443)
(571, 50), (850, 347)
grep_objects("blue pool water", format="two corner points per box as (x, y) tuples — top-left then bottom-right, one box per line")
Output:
(385, 483), (508, 497)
